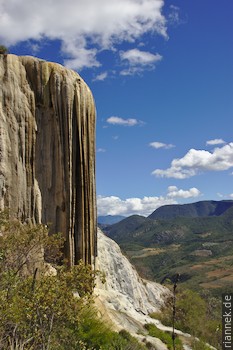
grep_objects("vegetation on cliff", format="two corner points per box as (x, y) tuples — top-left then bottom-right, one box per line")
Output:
(104, 205), (233, 296)
(0, 45), (8, 54)
(0, 212), (147, 350)
(150, 288), (221, 349)
(100, 201), (228, 349)
(144, 324), (183, 350)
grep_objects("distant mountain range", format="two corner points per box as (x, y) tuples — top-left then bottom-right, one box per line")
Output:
(102, 200), (233, 296)
(148, 200), (233, 220)
(97, 215), (126, 225)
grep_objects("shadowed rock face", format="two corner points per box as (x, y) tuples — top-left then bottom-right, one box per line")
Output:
(0, 54), (97, 266)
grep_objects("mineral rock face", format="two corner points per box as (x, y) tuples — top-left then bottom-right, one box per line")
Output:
(95, 229), (170, 338)
(96, 229), (168, 317)
(0, 54), (97, 266)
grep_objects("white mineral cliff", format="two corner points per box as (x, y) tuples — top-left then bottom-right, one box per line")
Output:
(95, 229), (200, 350)
(96, 229), (168, 316)
(0, 54), (97, 266)
(95, 229), (170, 348)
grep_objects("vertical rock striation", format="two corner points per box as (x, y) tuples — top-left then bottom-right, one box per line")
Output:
(95, 229), (172, 348)
(96, 229), (168, 317)
(0, 54), (97, 266)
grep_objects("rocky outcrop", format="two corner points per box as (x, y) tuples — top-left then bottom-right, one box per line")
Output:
(95, 230), (195, 349)
(95, 229), (169, 327)
(0, 54), (97, 266)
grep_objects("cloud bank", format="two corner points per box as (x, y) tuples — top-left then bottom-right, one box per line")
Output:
(97, 195), (176, 216)
(152, 143), (233, 179)
(0, 0), (167, 70)
(97, 186), (201, 216)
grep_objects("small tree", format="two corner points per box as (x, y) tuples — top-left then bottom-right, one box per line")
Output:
(0, 213), (147, 350)
(0, 45), (8, 54)
(0, 212), (96, 349)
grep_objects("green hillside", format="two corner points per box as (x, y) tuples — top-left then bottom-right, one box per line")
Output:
(148, 200), (233, 220)
(103, 202), (233, 296)
(98, 215), (126, 225)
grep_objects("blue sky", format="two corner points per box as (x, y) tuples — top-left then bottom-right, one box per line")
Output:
(1, 0), (233, 216)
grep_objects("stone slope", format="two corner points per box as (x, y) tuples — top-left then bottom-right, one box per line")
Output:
(95, 230), (212, 350)
(96, 228), (168, 316)
(95, 229), (170, 338)
(0, 54), (96, 266)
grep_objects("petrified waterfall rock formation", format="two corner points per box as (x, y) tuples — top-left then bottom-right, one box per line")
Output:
(0, 54), (97, 266)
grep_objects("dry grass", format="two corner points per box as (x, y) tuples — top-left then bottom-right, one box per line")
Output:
(200, 281), (223, 289)
(131, 247), (165, 258)
(190, 255), (233, 271)
(190, 249), (213, 257)
(206, 268), (233, 278)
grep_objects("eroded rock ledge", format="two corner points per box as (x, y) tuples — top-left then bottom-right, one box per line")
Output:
(0, 54), (97, 266)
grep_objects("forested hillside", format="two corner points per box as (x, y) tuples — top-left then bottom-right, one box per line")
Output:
(103, 202), (233, 296)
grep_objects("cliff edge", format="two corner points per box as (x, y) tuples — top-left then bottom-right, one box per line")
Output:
(0, 54), (97, 266)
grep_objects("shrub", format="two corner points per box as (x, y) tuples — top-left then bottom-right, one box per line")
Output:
(144, 323), (182, 350)
(149, 288), (221, 348)
(0, 45), (8, 54)
(0, 212), (148, 350)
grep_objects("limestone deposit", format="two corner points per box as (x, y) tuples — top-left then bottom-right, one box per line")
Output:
(0, 54), (96, 266)
(95, 230), (194, 349)
(95, 229), (169, 329)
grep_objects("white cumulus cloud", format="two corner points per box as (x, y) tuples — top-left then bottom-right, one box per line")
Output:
(106, 116), (142, 126)
(152, 143), (233, 179)
(206, 138), (226, 146)
(150, 141), (175, 149)
(120, 48), (162, 75)
(97, 186), (201, 216)
(167, 186), (201, 199)
(120, 49), (162, 65)
(97, 195), (176, 217)
(0, 0), (167, 70)
(93, 72), (108, 82)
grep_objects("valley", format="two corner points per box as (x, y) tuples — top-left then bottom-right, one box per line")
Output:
(102, 200), (233, 297)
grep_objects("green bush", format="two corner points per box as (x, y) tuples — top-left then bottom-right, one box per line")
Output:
(149, 288), (221, 348)
(191, 339), (213, 350)
(144, 323), (182, 350)
(0, 212), (147, 350)
(0, 45), (8, 54)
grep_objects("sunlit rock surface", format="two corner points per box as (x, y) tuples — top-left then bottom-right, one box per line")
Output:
(96, 228), (168, 315)
(95, 229), (168, 328)
(95, 230), (194, 349)
(0, 54), (97, 266)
